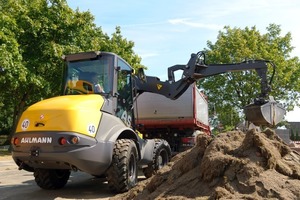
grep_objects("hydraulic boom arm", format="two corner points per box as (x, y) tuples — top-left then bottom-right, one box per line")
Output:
(134, 51), (285, 126)
(135, 51), (272, 101)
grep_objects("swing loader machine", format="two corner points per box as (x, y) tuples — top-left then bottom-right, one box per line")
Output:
(11, 50), (285, 193)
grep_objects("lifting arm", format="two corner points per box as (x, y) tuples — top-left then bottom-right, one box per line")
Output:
(134, 51), (285, 127)
(134, 51), (274, 102)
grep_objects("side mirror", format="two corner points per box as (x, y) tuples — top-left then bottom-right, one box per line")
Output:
(137, 68), (146, 82)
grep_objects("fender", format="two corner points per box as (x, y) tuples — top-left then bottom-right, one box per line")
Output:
(96, 112), (154, 164)
(95, 112), (137, 142)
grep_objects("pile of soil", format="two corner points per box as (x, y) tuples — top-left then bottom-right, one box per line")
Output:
(112, 129), (300, 200)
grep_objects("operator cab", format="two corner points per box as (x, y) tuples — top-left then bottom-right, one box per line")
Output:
(63, 52), (114, 95)
(62, 51), (134, 127)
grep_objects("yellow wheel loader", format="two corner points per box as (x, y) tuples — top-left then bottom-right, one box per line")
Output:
(11, 51), (285, 192)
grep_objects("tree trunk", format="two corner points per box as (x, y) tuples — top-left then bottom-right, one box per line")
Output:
(9, 92), (29, 141)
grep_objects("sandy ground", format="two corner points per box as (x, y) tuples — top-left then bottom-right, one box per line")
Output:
(112, 129), (300, 200)
(0, 155), (11, 161)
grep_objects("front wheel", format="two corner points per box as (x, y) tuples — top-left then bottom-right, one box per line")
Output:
(34, 169), (70, 189)
(143, 139), (171, 178)
(106, 139), (138, 193)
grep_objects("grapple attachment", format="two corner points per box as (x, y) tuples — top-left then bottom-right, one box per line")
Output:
(244, 96), (286, 126)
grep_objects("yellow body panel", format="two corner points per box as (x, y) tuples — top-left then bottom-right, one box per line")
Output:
(16, 95), (104, 137)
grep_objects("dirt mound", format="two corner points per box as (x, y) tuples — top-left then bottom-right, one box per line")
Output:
(111, 129), (300, 200)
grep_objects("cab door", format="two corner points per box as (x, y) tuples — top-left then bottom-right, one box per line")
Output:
(116, 58), (134, 127)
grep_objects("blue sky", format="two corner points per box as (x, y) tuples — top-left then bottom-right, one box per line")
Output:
(67, 0), (300, 121)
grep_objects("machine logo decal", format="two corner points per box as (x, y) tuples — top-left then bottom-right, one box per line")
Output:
(21, 137), (52, 144)
(120, 110), (132, 127)
(21, 119), (30, 130)
(156, 84), (162, 90)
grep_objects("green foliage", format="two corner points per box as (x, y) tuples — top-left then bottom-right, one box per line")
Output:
(290, 129), (295, 141)
(199, 25), (300, 129)
(296, 131), (300, 141)
(209, 103), (240, 134)
(0, 0), (142, 135)
(103, 26), (145, 70)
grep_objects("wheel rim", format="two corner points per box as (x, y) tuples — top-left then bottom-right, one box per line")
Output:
(158, 155), (163, 168)
(55, 170), (67, 178)
(157, 149), (168, 169)
(128, 153), (136, 182)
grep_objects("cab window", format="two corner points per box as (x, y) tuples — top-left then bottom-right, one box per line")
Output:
(116, 58), (133, 126)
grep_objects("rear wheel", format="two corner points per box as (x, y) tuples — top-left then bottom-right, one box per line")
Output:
(106, 139), (138, 193)
(34, 169), (70, 189)
(143, 139), (171, 178)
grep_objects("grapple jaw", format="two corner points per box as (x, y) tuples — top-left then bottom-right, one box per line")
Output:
(244, 96), (286, 126)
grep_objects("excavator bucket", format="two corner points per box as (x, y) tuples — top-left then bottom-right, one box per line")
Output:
(244, 97), (286, 126)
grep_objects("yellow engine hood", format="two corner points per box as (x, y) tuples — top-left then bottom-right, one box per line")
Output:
(16, 95), (104, 137)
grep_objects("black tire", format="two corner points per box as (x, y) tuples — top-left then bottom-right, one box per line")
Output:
(143, 139), (171, 178)
(106, 139), (138, 193)
(34, 169), (70, 189)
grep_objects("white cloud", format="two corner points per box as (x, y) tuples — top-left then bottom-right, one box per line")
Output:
(139, 52), (159, 59)
(121, 21), (167, 28)
(168, 18), (222, 30)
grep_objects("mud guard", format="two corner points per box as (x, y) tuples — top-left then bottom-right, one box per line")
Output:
(138, 139), (156, 165)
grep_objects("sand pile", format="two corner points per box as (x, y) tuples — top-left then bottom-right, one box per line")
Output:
(111, 129), (300, 200)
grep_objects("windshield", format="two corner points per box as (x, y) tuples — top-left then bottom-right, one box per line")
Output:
(63, 54), (114, 95)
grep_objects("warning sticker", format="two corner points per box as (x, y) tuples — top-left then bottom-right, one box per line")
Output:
(87, 124), (96, 135)
(21, 119), (30, 130)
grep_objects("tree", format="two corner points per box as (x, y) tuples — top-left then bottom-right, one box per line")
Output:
(296, 131), (300, 141)
(0, 0), (142, 136)
(0, 5), (28, 132)
(104, 26), (145, 70)
(290, 129), (295, 141)
(198, 25), (300, 130)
